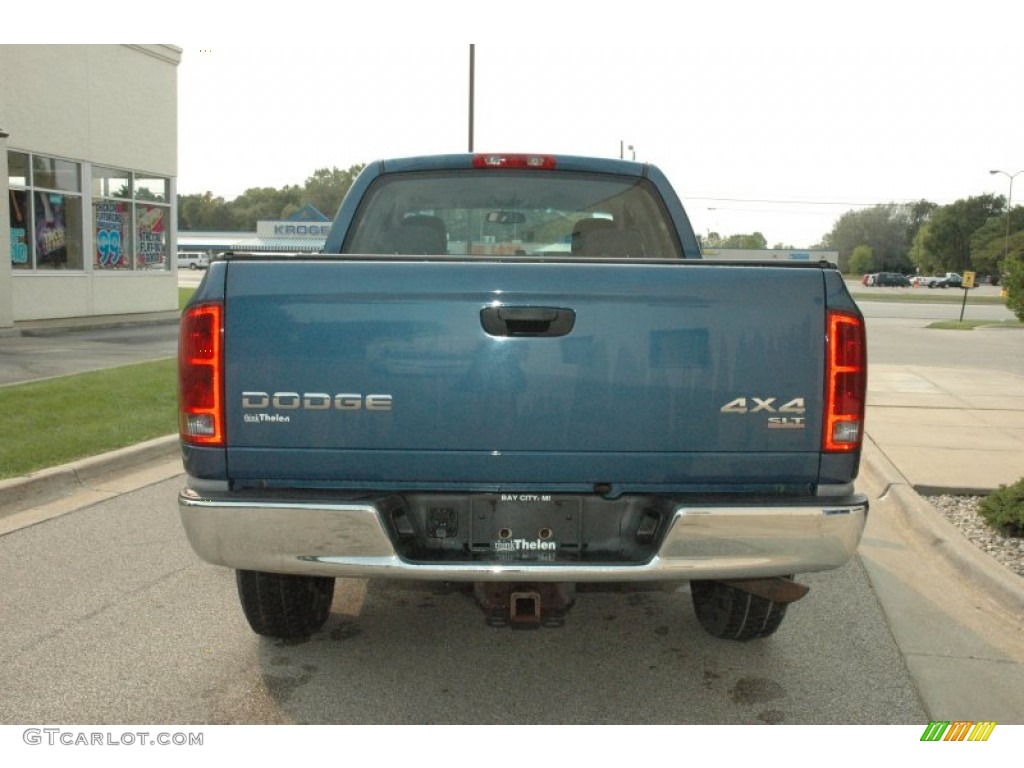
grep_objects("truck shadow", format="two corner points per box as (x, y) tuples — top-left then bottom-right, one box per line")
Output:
(251, 562), (926, 724)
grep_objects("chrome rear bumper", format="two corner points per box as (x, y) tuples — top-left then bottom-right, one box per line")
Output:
(178, 488), (867, 581)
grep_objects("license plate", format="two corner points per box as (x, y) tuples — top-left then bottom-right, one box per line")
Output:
(470, 494), (582, 558)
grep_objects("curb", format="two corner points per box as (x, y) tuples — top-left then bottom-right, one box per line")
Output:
(16, 311), (180, 337)
(0, 434), (180, 519)
(861, 437), (1024, 615)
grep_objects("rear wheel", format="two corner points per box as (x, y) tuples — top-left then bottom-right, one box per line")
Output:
(236, 570), (335, 639)
(690, 580), (788, 641)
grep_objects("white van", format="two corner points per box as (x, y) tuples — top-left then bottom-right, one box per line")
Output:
(177, 252), (210, 270)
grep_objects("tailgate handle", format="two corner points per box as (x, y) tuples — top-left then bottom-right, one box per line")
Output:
(480, 306), (576, 337)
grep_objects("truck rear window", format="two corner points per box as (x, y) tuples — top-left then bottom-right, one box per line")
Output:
(341, 170), (683, 259)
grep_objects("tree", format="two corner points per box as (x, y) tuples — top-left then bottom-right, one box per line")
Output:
(231, 185), (303, 228)
(177, 192), (238, 230)
(969, 205), (1024, 280)
(908, 222), (941, 275)
(921, 194), (1003, 274)
(177, 163), (367, 231)
(301, 165), (364, 220)
(702, 231), (723, 248)
(720, 232), (767, 249)
(821, 202), (932, 274)
(849, 245), (875, 275)
(1003, 253), (1024, 322)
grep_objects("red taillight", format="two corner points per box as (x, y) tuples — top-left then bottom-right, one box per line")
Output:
(472, 153), (557, 170)
(179, 302), (224, 446)
(824, 311), (866, 453)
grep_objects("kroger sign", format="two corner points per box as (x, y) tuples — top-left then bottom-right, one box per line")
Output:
(256, 221), (332, 238)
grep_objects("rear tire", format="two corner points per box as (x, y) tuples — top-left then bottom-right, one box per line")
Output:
(236, 570), (335, 639)
(690, 580), (788, 641)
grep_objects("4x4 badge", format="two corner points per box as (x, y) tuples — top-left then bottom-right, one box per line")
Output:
(720, 397), (805, 414)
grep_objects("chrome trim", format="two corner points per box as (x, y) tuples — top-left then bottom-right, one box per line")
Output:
(178, 488), (867, 582)
(815, 483), (855, 497)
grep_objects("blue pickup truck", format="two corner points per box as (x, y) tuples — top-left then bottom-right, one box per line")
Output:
(178, 153), (868, 641)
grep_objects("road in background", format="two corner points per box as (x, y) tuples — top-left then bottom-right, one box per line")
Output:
(853, 291), (1023, 377)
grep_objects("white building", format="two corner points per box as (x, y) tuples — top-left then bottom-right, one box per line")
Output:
(1, 45), (181, 330)
(701, 248), (840, 264)
(178, 206), (332, 256)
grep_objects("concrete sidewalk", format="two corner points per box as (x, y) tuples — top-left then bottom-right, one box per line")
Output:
(858, 440), (1024, 722)
(867, 364), (1024, 495)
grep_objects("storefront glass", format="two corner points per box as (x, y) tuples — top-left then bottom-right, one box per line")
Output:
(134, 176), (168, 203)
(8, 151), (84, 270)
(32, 155), (80, 193)
(34, 191), (80, 268)
(92, 166), (131, 199)
(10, 152), (167, 271)
(8, 152), (31, 270)
(135, 204), (167, 269)
(93, 199), (131, 269)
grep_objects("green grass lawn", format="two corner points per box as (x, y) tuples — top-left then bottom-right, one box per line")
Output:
(0, 289), (191, 481)
(0, 359), (178, 481)
(927, 319), (1023, 330)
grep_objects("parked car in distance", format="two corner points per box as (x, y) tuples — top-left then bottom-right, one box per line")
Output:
(927, 272), (962, 289)
(874, 272), (911, 287)
(862, 273), (876, 286)
(177, 252), (210, 270)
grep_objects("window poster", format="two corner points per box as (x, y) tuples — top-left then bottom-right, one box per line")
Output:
(9, 190), (30, 266)
(136, 205), (166, 268)
(34, 192), (68, 267)
(95, 201), (129, 269)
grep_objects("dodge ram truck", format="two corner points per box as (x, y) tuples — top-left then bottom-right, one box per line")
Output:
(178, 152), (868, 640)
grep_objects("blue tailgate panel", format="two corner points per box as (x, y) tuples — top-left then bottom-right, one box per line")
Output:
(223, 260), (826, 490)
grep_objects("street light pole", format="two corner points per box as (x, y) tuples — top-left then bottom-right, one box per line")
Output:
(989, 169), (1023, 263)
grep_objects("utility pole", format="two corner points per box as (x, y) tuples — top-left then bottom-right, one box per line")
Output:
(468, 45), (475, 152)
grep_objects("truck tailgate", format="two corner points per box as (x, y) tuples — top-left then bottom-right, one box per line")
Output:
(222, 259), (827, 491)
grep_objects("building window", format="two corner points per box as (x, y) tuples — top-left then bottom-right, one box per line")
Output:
(135, 204), (167, 269)
(8, 151), (84, 270)
(93, 198), (131, 269)
(93, 166), (132, 270)
(33, 155), (81, 192)
(34, 191), (81, 268)
(91, 165), (170, 271)
(9, 152), (31, 268)
(8, 153), (170, 272)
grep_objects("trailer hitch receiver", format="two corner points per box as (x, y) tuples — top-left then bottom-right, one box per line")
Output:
(473, 583), (576, 628)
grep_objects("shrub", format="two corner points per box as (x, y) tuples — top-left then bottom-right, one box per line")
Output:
(1003, 254), (1024, 322)
(978, 477), (1024, 537)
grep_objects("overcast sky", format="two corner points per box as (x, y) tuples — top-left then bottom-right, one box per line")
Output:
(168, 6), (1022, 249)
